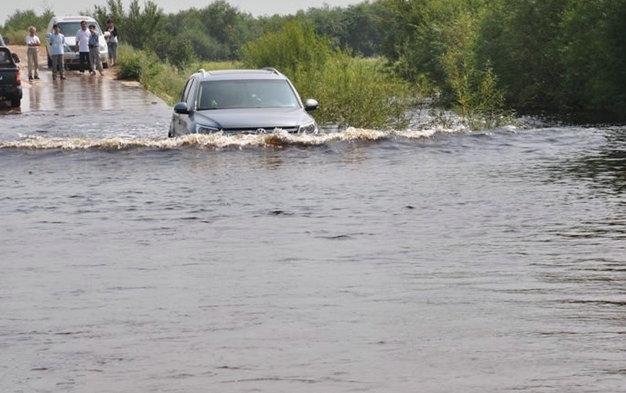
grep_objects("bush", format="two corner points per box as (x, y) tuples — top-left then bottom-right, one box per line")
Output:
(242, 21), (411, 128)
(117, 44), (143, 80)
(242, 21), (334, 78)
(297, 56), (410, 128)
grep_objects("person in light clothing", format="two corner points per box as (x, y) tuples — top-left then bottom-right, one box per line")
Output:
(88, 24), (103, 76)
(47, 24), (66, 80)
(25, 26), (40, 81)
(105, 19), (118, 66)
(75, 20), (91, 74)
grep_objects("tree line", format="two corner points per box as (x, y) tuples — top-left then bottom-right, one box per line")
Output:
(2, 0), (624, 122)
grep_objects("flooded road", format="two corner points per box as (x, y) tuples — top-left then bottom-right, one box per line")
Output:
(0, 66), (625, 392)
(0, 57), (170, 141)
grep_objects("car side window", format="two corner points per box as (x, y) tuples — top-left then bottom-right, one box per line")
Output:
(187, 79), (199, 109)
(181, 78), (193, 102)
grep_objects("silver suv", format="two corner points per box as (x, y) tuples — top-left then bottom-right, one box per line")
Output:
(169, 68), (319, 137)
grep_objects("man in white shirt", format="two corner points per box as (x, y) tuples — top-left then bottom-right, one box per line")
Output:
(25, 26), (40, 81)
(75, 20), (91, 74)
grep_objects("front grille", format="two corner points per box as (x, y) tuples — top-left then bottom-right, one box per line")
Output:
(221, 127), (299, 134)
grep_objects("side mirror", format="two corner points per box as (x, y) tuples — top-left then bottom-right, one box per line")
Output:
(11, 53), (20, 64)
(304, 98), (319, 112)
(174, 102), (190, 114)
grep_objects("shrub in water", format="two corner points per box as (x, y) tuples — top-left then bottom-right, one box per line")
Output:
(242, 21), (410, 129)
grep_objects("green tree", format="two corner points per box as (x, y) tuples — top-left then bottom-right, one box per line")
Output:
(560, 0), (626, 117)
(476, 0), (569, 113)
(241, 21), (335, 78)
(1, 9), (54, 43)
(92, 0), (164, 49)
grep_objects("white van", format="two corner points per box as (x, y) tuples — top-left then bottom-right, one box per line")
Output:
(45, 16), (109, 69)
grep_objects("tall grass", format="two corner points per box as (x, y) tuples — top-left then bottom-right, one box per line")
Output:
(242, 21), (411, 129)
(295, 56), (410, 129)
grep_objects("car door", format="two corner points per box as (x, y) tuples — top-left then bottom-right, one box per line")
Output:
(179, 78), (199, 133)
(172, 78), (194, 135)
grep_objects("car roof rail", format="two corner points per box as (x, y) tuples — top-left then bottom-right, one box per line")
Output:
(262, 67), (280, 75)
(198, 68), (208, 76)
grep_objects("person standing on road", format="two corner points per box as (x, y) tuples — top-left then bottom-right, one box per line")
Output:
(25, 26), (41, 81)
(47, 24), (66, 80)
(88, 24), (104, 76)
(105, 19), (118, 66)
(75, 20), (91, 74)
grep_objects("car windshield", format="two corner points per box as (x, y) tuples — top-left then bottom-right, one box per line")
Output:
(197, 80), (300, 110)
(59, 22), (100, 35)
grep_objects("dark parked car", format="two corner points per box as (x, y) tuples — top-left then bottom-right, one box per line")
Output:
(0, 46), (22, 107)
(169, 68), (319, 137)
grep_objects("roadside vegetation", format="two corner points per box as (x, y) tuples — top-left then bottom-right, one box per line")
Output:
(380, 0), (626, 122)
(116, 44), (240, 105)
(2, 0), (625, 126)
(0, 9), (53, 45)
(241, 22), (410, 128)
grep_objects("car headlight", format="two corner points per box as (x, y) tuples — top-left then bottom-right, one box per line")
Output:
(298, 121), (318, 134)
(195, 124), (220, 134)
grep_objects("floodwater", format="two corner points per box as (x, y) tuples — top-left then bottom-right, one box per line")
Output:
(1, 71), (625, 393)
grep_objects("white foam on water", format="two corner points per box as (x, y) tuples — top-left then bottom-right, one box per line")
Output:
(0, 126), (469, 150)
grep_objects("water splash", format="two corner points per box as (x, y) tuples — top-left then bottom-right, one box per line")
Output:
(0, 126), (469, 151)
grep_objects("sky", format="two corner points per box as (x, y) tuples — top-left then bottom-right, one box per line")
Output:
(1, 0), (363, 24)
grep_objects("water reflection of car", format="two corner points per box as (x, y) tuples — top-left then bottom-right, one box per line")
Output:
(45, 16), (109, 69)
(169, 68), (319, 137)
(0, 46), (22, 107)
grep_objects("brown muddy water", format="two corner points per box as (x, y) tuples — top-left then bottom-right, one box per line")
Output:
(0, 71), (625, 393)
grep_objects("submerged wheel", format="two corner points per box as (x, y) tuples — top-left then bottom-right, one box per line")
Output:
(10, 98), (21, 108)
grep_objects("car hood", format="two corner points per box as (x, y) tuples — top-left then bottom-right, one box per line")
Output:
(194, 108), (314, 130)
